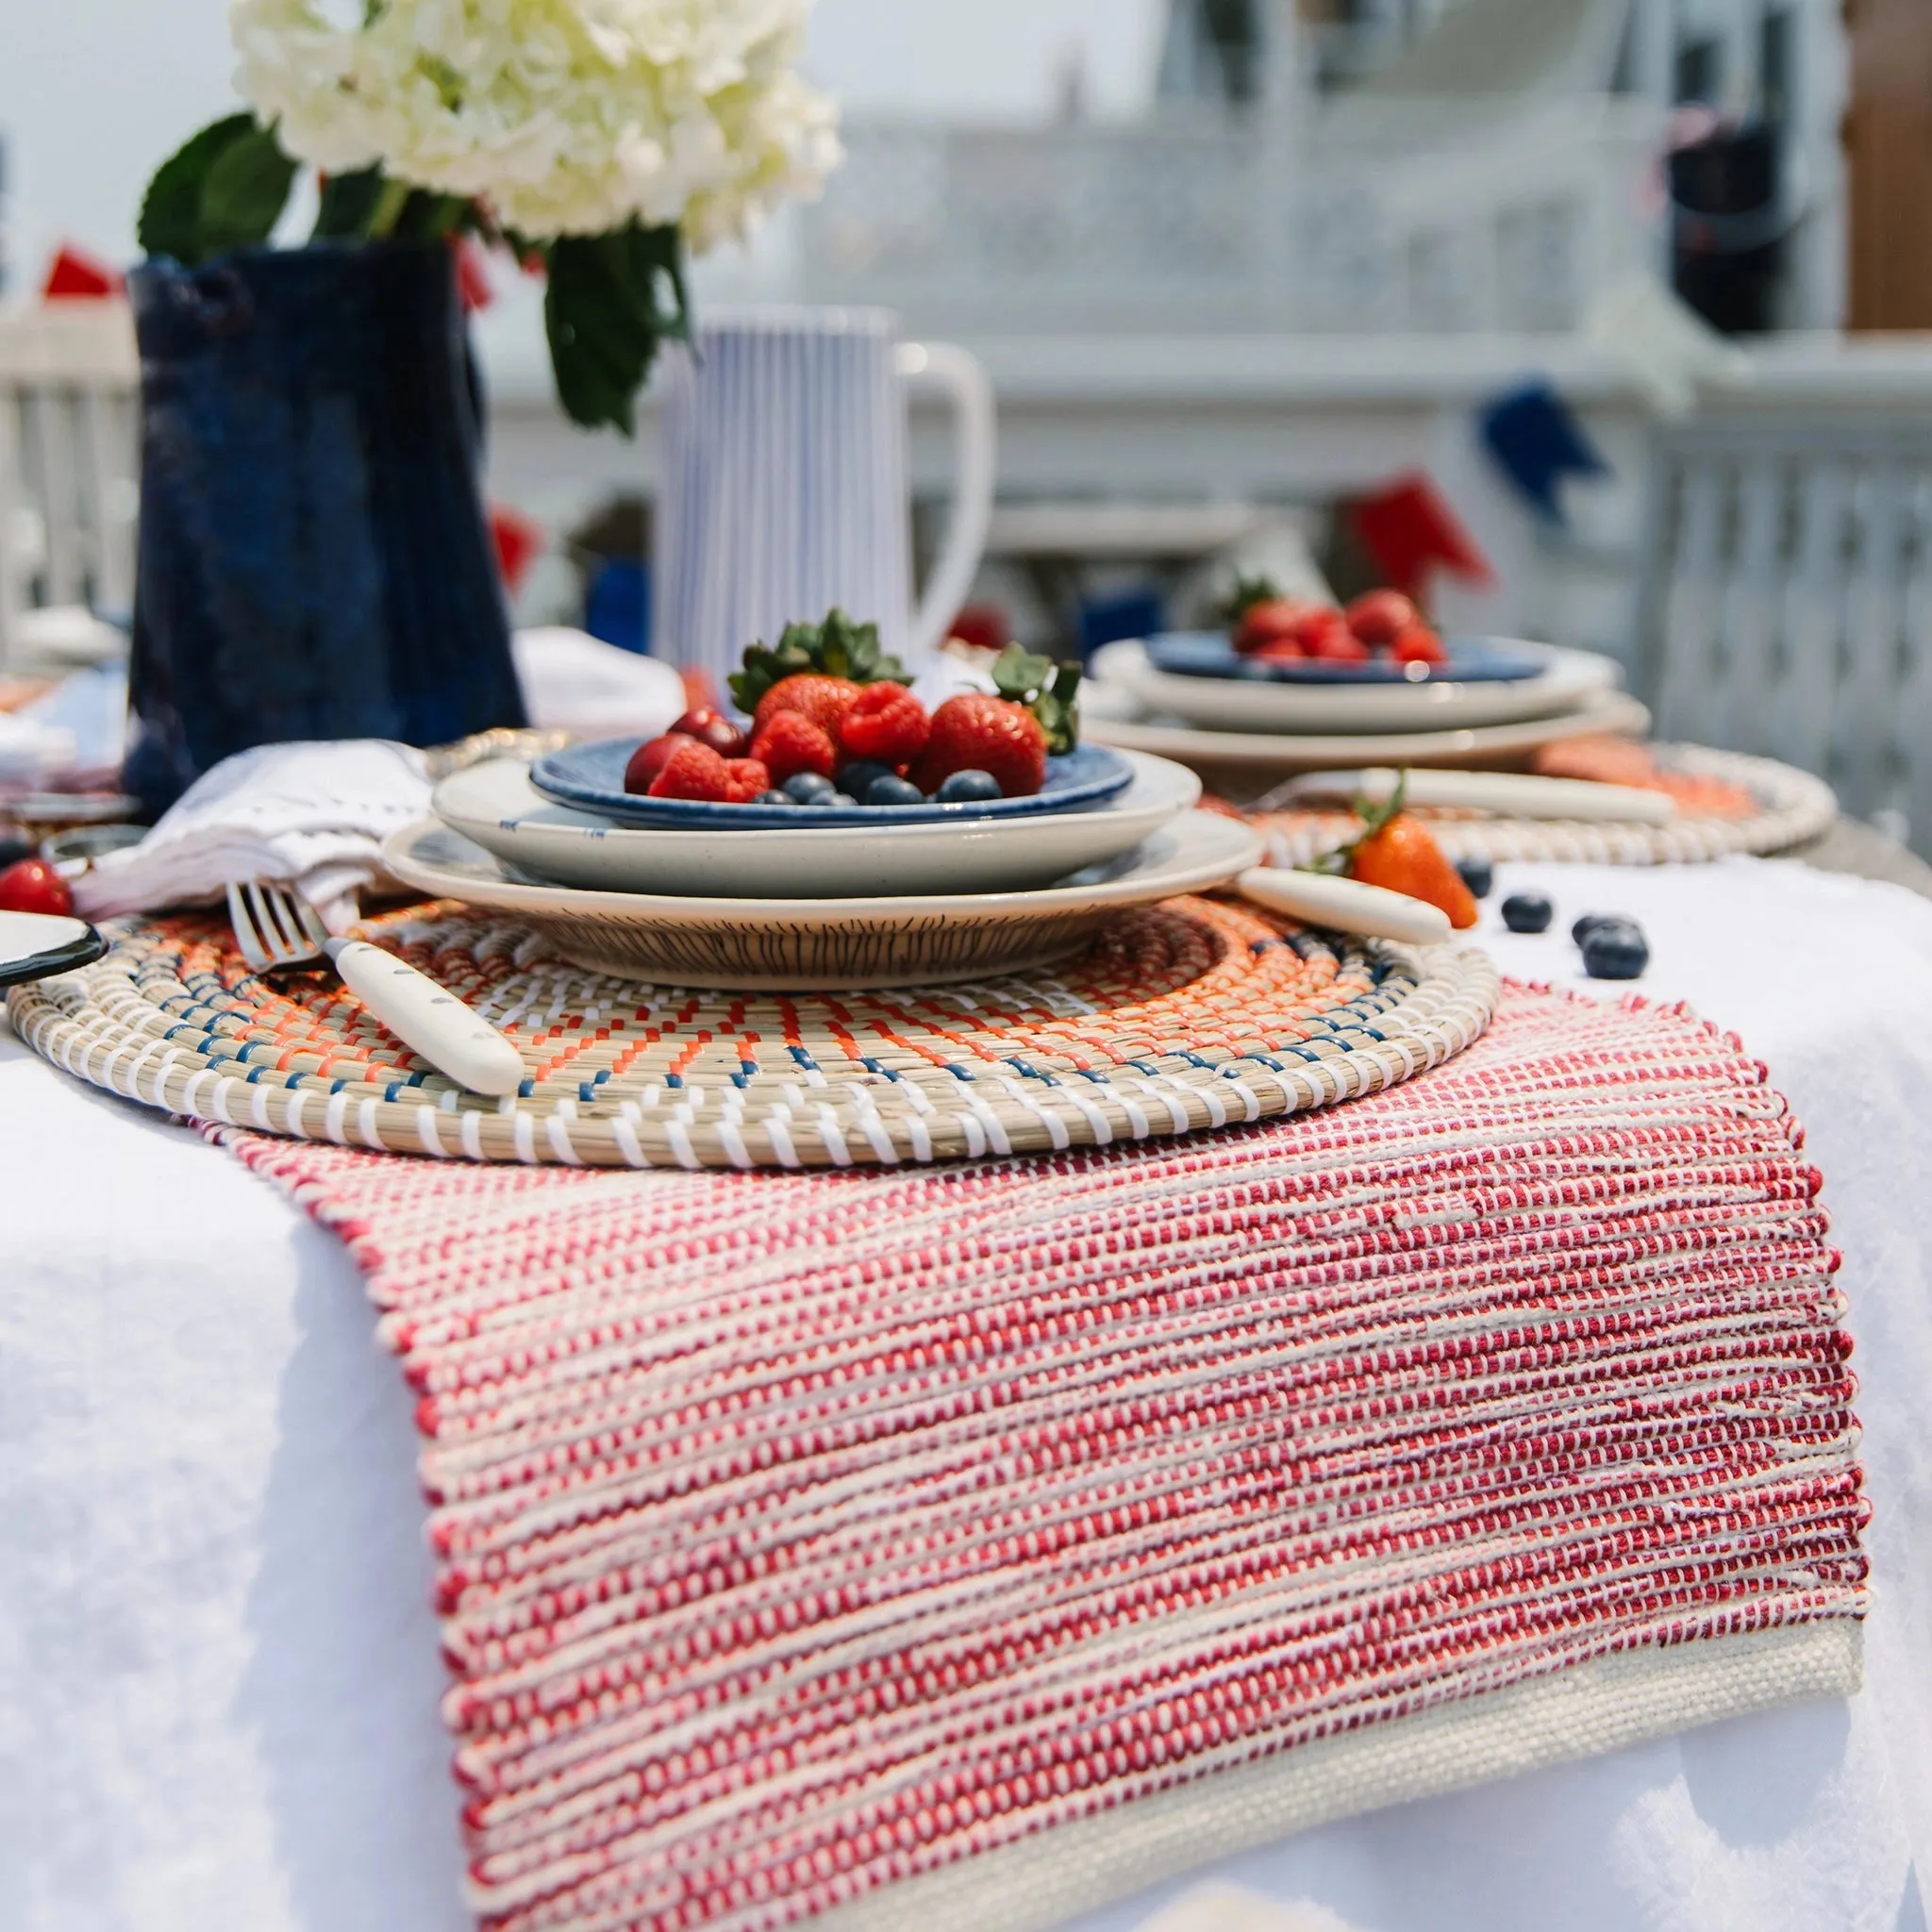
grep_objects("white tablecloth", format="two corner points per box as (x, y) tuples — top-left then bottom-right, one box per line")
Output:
(5, 858), (1932, 1932)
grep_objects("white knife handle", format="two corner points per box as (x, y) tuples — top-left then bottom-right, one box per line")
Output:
(1237, 867), (1454, 945)
(1279, 767), (1677, 824)
(326, 939), (527, 1096)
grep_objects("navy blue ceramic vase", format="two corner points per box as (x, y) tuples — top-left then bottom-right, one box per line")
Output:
(124, 242), (528, 816)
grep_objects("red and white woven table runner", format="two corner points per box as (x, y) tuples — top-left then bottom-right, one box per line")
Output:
(219, 984), (1867, 1932)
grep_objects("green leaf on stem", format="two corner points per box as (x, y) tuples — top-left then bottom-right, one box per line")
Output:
(727, 609), (906, 715)
(394, 192), (470, 240)
(198, 124), (299, 257)
(991, 642), (1082, 753)
(1311, 768), (1410, 875)
(313, 166), (390, 240)
(138, 113), (258, 264)
(542, 221), (689, 435)
(1220, 573), (1285, 624)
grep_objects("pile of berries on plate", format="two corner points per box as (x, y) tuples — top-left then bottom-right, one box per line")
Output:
(1227, 579), (1448, 669)
(622, 611), (1081, 809)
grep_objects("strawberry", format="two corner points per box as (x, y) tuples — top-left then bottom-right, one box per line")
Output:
(1390, 625), (1449, 667)
(647, 738), (733, 801)
(624, 734), (685, 794)
(721, 758), (771, 804)
(0, 857), (74, 917)
(911, 694), (1047, 797)
(751, 710), (838, 784)
(990, 643), (1081, 754)
(1300, 610), (1370, 662)
(751, 673), (862, 741)
(1246, 635), (1306, 663)
(1232, 597), (1321, 656)
(671, 707), (749, 758)
(1350, 813), (1478, 929)
(728, 608), (907, 718)
(838, 681), (929, 767)
(1344, 590), (1419, 648)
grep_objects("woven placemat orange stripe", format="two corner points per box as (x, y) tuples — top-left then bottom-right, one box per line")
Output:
(213, 983), (1866, 1932)
(10, 902), (1496, 1168)
(1244, 746), (1838, 869)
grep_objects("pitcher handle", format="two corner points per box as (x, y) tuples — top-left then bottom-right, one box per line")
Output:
(896, 341), (995, 663)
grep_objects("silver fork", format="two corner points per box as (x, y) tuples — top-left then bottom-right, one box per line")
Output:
(227, 880), (526, 1096)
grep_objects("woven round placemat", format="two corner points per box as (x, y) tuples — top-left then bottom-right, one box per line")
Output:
(1247, 743), (1837, 870)
(9, 898), (1496, 1169)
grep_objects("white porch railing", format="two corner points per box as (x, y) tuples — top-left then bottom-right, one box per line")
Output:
(0, 300), (140, 670)
(796, 96), (1665, 339)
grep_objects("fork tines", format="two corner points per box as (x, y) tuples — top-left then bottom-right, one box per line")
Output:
(227, 879), (324, 973)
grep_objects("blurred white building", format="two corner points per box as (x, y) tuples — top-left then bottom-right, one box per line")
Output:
(793, 0), (1846, 340)
(471, 0), (1866, 686)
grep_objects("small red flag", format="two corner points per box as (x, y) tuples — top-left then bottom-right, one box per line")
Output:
(451, 236), (494, 313)
(679, 665), (722, 715)
(946, 603), (1011, 655)
(1350, 472), (1494, 603)
(42, 244), (123, 300)
(488, 505), (543, 597)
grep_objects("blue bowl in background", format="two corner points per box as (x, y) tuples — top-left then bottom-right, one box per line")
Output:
(1146, 632), (1548, 685)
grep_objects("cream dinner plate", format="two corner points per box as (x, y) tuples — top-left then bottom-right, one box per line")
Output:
(383, 809), (1264, 991)
(1085, 691), (1654, 780)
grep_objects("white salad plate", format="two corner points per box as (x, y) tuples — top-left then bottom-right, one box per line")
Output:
(432, 751), (1202, 898)
(382, 809), (1264, 991)
(1091, 637), (1622, 735)
(1086, 691), (1654, 783)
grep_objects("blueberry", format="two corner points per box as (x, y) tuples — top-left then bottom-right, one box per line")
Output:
(754, 789), (792, 806)
(828, 792), (858, 808)
(1455, 856), (1493, 900)
(935, 769), (1002, 804)
(1581, 922), (1649, 980)
(1500, 891), (1553, 934)
(865, 774), (925, 807)
(782, 771), (835, 804)
(0, 836), (34, 872)
(838, 760), (894, 797)
(1571, 912), (1623, 946)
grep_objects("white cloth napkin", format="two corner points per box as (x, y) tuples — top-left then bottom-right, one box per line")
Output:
(512, 625), (685, 739)
(73, 740), (432, 932)
(65, 629), (680, 929)
(0, 712), (77, 786)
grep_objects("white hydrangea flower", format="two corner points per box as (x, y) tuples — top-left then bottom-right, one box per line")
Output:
(229, 0), (841, 244)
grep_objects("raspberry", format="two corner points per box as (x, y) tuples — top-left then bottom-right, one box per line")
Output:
(751, 674), (862, 741)
(910, 695), (1048, 798)
(751, 710), (838, 785)
(838, 682), (929, 767)
(1302, 613), (1369, 662)
(646, 738), (732, 801)
(1293, 608), (1364, 659)
(721, 758), (771, 804)
(624, 734), (685, 794)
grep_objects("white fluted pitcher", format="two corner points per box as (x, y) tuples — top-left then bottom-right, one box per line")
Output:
(652, 307), (994, 690)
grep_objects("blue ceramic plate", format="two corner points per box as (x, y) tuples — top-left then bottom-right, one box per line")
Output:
(1146, 632), (1548, 685)
(530, 739), (1136, 830)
